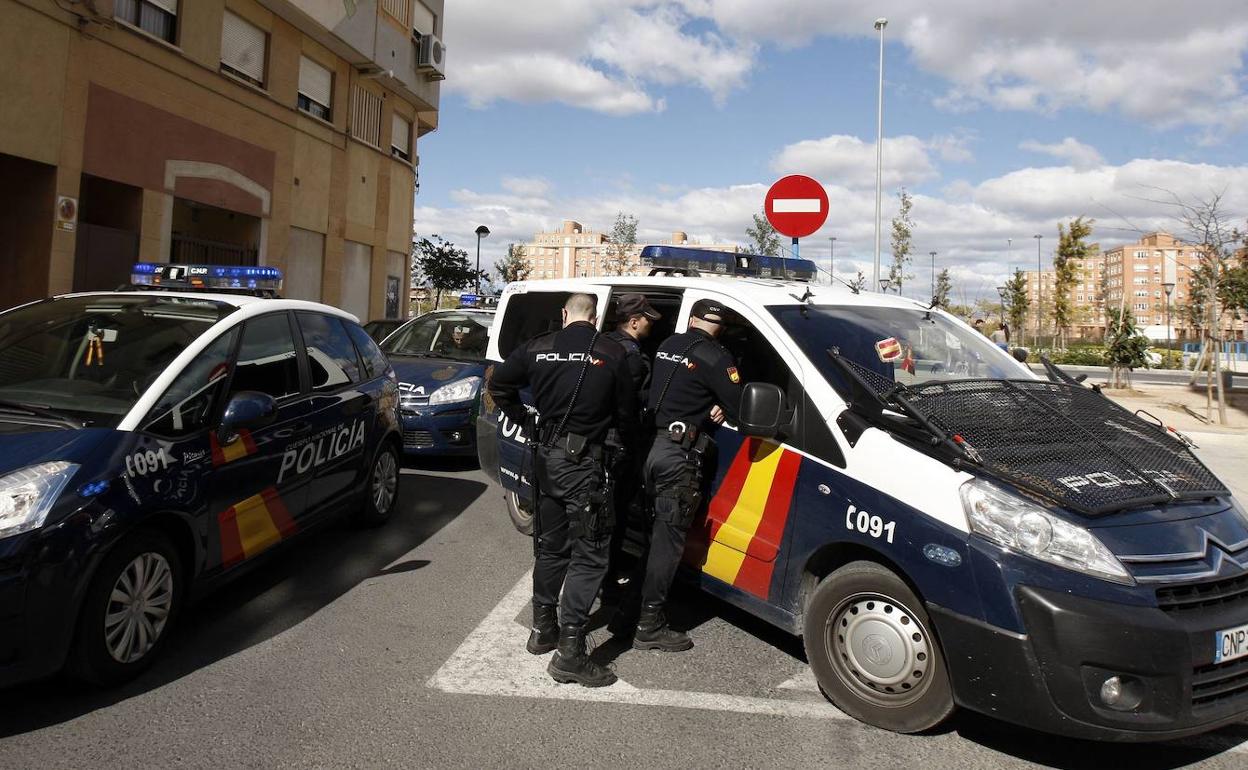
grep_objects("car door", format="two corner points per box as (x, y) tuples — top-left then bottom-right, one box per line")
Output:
(293, 311), (373, 522)
(206, 311), (314, 574)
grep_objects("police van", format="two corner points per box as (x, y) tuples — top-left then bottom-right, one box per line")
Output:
(477, 248), (1248, 741)
(0, 264), (402, 687)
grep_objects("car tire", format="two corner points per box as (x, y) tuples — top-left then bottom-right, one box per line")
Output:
(506, 490), (534, 535)
(70, 529), (184, 687)
(803, 561), (955, 734)
(355, 441), (400, 528)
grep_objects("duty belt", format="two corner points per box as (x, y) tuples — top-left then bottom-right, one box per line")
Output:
(660, 421), (708, 451)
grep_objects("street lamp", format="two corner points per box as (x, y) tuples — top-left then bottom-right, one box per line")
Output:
(474, 225), (490, 296)
(829, 236), (837, 283)
(872, 17), (888, 292)
(879, 278), (892, 294)
(1034, 234), (1043, 347)
(1163, 281), (1176, 369)
(929, 250), (937, 300)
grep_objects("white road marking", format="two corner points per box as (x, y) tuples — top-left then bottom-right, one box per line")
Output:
(770, 198), (822, 213)
(777, 669), (821, 694)
(427, 570), (850, 720)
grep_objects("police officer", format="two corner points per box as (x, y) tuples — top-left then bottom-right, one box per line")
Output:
(633, 299), (742, 651)
(602, 294), (660, 603)
(489, 293), (637, 687)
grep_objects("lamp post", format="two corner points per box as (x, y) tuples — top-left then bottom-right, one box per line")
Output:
(1034, 234), (1043, 347)
(879, 278), (892, 294)
(829, 236), (837, 283)
(1163, 281), (1175, 369)
(929, 250), (937, 300)
(474, 225), (490, 296)
(872, 17), (888, 292)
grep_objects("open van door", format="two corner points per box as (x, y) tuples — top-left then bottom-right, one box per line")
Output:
(478, 282), (613, 533)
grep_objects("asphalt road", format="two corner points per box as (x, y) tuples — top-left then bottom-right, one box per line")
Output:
(1, 459), (1246, 769)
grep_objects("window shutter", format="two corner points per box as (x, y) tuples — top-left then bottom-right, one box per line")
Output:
(391, 114), (411, 155)
(350, 85), (383, 147)
(222, 11), (266, 84)
(299, 56), (333, 106)
(411, 2), (435, 35)
(148, 0), (178, 13)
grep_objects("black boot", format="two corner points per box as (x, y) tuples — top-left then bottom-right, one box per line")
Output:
(547, 624), (617, 687)
(526, 603), (558, 655)
(633, 602), (692, 652)
(608, 594), (640, 638)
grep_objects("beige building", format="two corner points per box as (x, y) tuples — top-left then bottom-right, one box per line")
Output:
(521, 220), (741, 279)
(1, 0), (445, 320)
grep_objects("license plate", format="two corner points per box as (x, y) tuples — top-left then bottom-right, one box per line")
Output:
(1214, 622), (1248, 664)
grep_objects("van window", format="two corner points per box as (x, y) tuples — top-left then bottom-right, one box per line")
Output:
(496, 292), (572, 358)
(297, 312), (362, 390)
(231, 313), (301, 400)
(143, 328), (239, 437)
(345, 320), (391, 381)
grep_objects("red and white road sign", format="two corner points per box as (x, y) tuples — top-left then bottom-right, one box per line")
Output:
(764, 175), (829, 239)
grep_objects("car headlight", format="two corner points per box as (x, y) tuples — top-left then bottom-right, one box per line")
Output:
(428, 376), (482, 406)
(959, 478), (1133, 585)
(0, 462), (79, 540)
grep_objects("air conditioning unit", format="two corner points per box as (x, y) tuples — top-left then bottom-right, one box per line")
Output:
(416, 33), (447, 80)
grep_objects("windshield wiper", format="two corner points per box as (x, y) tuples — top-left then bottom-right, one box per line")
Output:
(0, 398), (85, 428)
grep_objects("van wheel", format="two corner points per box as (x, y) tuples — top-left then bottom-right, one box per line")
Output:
(506, 491), (534, 535)
(71, 530), (184, 687)
(355, 442), (400, 527)
(803, 561), (954, 734)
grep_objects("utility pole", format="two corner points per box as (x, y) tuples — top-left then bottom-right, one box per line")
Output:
(929, 250), (937, 300)
(829, 236), (837, 283)
(1034, 234), (1043, 347)
(872, 17), (888, 291)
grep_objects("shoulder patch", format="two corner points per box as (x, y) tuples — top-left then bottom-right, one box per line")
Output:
(727, 366), (740, 383)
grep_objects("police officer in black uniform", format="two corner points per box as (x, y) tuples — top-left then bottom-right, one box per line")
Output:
(634, 298), (742, 651)
(489, 293), (637, 687)
(602, 293), (660, 603)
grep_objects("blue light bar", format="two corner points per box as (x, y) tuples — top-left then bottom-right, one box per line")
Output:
(130, 263), (283, 292)
(639, 246), (816, 281)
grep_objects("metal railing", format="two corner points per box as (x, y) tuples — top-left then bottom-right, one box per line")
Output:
(171, 233), (257, 266)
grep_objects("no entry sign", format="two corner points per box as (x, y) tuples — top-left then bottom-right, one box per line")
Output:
(764, 175), (829, 239)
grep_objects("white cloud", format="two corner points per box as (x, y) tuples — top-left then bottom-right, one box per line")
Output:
(500, 176), (553, 197)
(1019, 138), (1105, 170)
(770, 134), (971, 189)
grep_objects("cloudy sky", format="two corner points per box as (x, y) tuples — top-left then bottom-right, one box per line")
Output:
(414, 0), (1248, 301)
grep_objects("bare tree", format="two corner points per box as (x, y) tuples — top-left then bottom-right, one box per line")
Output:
(603, 213), (639, 276)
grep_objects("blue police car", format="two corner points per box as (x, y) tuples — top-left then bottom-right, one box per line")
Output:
(378, 309), (493, 457)
(0, 264), (402, 687)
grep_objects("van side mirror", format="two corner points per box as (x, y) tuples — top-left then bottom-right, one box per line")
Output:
(1011, 347), (1029, 363)
(739, 382), (788, 438)
(218, 391), (277, 444)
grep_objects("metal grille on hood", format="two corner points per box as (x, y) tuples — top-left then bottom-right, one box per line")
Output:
(902, 379), (1227, 516)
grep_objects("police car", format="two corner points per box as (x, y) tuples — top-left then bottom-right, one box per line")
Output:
(379, 309), (494, 456)
(477, 247), (1248, 741)
(0, 264), (402, 687)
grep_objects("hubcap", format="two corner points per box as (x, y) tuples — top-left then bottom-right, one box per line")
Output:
(825, 592), (933, 707)
(373, 450), (398, 513)
(104, 552), (174, 664)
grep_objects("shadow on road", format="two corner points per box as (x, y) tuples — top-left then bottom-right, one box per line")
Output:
(0, 471), (485, 738)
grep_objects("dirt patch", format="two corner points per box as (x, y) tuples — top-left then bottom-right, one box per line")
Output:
(1102, 383), (1248, 432)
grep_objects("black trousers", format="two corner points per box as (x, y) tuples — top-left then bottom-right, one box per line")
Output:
(533, 444), (612, 627)
(640, 438), (703, 606)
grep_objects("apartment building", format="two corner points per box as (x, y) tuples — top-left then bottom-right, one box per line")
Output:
(0, 0), (445, 320)
(1103, 232), (1205, 339)
(521, 220), (741, 279)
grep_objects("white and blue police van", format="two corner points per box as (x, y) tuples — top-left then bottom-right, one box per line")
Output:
(0, 264), (402, 687)
(476, 247), (1248, 741)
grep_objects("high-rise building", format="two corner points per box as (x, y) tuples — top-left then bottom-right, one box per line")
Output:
(1, 0), (446, 321)
(520, 220), (740, 279)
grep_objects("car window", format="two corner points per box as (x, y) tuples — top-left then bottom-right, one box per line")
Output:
(143, 328), (239, 437)
(345, 320), (391, 381)
(231, 313), (301, 400)
(297, 312), (362, 390)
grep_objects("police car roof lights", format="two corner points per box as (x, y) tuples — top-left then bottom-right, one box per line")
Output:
(129, 263), (284, 297)
(639, 245), (817, 282)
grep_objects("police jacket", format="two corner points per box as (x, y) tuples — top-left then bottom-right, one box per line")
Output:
(648, 328), (742, 433)
(605, 329), (651, 410)
(490, 321), (637, 447)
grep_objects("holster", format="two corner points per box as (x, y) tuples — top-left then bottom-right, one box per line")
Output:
(568, 456), (614, 544)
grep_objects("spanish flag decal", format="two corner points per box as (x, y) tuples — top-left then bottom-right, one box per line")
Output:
(698, 438), (802, 599)
(218, 487), (297, 568)
(210, 429), (258, 466)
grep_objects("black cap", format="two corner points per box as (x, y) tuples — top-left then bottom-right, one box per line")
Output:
(690, 299), (727, 324)
(617, 293), (661, 321)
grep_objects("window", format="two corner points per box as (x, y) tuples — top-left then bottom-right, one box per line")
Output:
(345, 321), (391, 381)
(232, 313), (301, 400)
(411, 1), (436, 36)
(115, 0), (177, 43)
(298, 56), (333, 121)
(297, 312), (361, 390)
(391, 113), (412, 161)
(221, 11), (267, 88)
(350, 85), (383, 147)
(144, 329), (239, 437)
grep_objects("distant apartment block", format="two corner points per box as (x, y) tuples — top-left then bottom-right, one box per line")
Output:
(520, 220), (740, 279)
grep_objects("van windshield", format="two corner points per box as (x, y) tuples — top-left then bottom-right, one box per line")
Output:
(0, 295), (233, 427)
(768, 305), (1030, 395)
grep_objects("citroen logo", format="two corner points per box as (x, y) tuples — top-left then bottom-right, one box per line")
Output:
(862, 634), (893, 667)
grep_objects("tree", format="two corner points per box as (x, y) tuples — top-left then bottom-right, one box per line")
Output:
(494, 243), (532, 284)
(412, 235), (482, 309)
(931, 268), (952, 308)
(887, 188), (914, 294)
(1104, 307), (1150, 389)
(746, 209), (780, 256)
(1053, 217), (1095, 348)
(602, 212), (639, 275)
(1004, 268), (1030, 341)
(848, 270), (867, 293)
